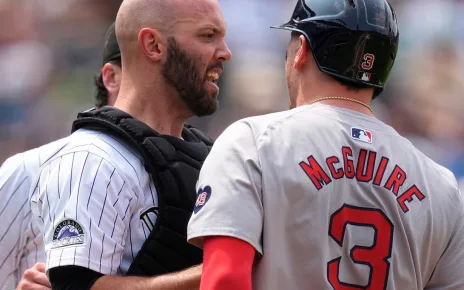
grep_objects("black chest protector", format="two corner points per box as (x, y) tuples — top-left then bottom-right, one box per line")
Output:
(71, 106), (213, 276)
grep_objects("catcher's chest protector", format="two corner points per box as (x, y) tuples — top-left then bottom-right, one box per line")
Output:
(72, 106), (213, 276)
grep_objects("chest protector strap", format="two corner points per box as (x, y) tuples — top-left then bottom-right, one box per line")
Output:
(71, 106), (213, 276)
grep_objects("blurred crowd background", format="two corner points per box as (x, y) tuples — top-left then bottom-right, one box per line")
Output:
(0, 0), (463, 190)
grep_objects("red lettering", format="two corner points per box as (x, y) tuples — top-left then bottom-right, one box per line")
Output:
(342, 147), (355, 179)
(384, 165), (406, 195)
(300, 156), (332, 190)
(373, 157), (389, 186)
(397, 185), (425, 213)
(356, 150), (376, 182)
(326, 156), (344, 179)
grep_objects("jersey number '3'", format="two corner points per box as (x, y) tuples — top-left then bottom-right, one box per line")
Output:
(327, 204), (394, 290)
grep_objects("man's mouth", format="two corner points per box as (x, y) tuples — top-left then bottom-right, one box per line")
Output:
(206, 71), (220, 84)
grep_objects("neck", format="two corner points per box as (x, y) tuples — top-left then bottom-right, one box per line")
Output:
(295, 78), (374, 116)
(114, 75), (189, 138)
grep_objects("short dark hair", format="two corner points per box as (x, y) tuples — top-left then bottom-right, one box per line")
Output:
(94, 59), (121, 108)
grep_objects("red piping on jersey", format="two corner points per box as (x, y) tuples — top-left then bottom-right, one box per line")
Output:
(201, 236), (255, 290)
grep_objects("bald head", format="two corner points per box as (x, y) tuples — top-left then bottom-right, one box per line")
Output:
(115, 0), (171, 57)
(115, 0), (224, 61)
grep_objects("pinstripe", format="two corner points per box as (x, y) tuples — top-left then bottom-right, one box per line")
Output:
(0, 199), (27, 243)
(0, 177), (27, 216)
(45, 165), (52, 222)
(24, 248), (29, 270)
(115, 225), (127, 276)
(88, 218), (93, 268)
(40, 142), (68, 167)
(129, 221), (134, 260)
(58, 249), (64, 266)
(86, 158), (104, 210)
(110, 242), (117, 275)
(105, 135), (143, 163)
(97, 139), (141, 185)
(99, 235), (106, 273)
(0, 235), (20, 268)
(70, 153), (75, 199)
(76, 152), (90, 220)
(61, 144), (98, 154)
(112, 181), (126, 207)
(122, 197), (133, 221)
(110, 214), (118, 239)
(30, 225), (39, 264)
(23, 210), (32, 223)
(33, 241), (38, 264)
(57, 157), (62, 199)
(98, 168), (115, 227)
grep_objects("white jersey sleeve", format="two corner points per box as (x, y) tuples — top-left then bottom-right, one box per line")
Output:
(0, 154), (31, 288)
(187, 120), (264, 254)
(426, 189), (464, 290)
(31, 151), (137, 275)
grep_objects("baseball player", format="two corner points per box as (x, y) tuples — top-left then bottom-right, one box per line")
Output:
(0, 22), (122, 290)
(30, 0), (231, 289)
(187, 0), (464, 289)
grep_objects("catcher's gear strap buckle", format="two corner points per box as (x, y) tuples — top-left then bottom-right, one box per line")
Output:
(72, 106), (213, 276)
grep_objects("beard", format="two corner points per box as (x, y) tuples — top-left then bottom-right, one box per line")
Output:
(162, 37), (219, 117)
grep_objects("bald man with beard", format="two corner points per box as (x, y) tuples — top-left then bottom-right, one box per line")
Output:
(30, 0), (232, 289)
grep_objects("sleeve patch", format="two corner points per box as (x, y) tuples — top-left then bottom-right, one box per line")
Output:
(51, 219), (85, 249)
(194, 186), (212, 214)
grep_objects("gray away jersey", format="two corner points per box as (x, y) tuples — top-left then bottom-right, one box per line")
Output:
(30, 128), (158, 276)
(0, 137), (69, 289)
(188, 104), (464, 290)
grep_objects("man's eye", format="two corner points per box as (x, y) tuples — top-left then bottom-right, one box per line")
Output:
(203, 34), (214, 39)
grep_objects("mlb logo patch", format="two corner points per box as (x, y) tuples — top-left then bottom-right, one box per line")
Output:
(194, 186), (212, 214)
(357, 71), (371, 82)
(351, 127), (373, 143)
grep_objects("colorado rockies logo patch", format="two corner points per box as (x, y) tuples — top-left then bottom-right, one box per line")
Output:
(194, 186), (212, 214)
(52, 219), (85, 249)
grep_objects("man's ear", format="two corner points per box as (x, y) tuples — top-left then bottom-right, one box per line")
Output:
(138, 28), (166, 62)
(102, 63), (120, 93)
(293, 35), (309, 69)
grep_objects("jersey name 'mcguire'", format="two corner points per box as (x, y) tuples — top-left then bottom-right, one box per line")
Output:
(299, 146), (426, 213)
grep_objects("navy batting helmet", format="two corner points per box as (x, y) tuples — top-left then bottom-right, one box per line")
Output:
(271, 0), (399, 97)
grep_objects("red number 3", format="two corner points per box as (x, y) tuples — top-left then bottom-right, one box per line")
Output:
(327, 204), (393, 290)
(361, 53), (375, 70)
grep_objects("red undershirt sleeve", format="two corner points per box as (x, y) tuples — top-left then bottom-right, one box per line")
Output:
(201, 236), (255, 290)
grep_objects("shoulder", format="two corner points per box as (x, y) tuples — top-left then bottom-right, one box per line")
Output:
(43, 128), (148, 189)
(215, 107), (313, 150)
(420, 152), (462, 208)
(0, 152), (30, 218)
(1, 152), (29, 194)
(1, 151), (26, 176)
(21, 137), (71, 176)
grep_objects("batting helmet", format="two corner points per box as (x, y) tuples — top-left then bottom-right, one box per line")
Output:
(271, 0), (399, 97)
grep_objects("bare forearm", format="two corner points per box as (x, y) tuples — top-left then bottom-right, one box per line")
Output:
(91, 265), (202, 290)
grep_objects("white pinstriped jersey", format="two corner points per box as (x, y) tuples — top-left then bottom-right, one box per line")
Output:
(0, 137), (69, 289)
(30, 128), (158, 276)
(188, 104), (464, 290)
